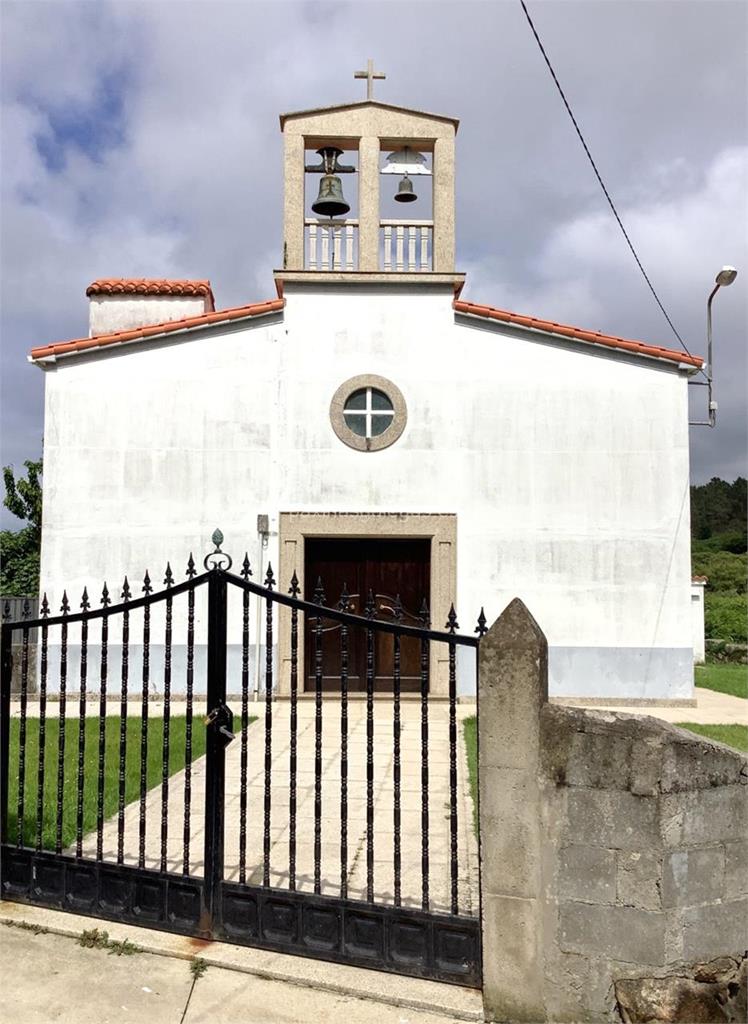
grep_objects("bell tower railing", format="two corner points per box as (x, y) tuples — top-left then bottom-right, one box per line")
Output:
(304, 218), (434, 272)
(305, 219), (359, 271)
(381, 220), (433, 272)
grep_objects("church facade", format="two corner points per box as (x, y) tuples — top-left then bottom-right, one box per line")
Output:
(29, 91), (703, 701)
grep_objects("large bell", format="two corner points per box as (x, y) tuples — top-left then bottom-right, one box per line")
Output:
(394, 174), (417, 203)
(311, 173), (350, 218)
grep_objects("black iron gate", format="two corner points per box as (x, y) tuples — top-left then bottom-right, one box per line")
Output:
(1, 534), (484, 987)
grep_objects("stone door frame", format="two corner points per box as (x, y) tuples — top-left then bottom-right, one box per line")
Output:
(277, 512), (457, 697)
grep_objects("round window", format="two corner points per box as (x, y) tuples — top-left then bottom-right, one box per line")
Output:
(330, 375), (407, 451)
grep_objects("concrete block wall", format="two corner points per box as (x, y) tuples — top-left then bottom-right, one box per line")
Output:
(479, 600), (748, 1023)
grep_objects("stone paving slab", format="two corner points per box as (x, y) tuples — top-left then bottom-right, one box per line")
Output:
(183, 961), (468, 1024)
(0, 924), (191, 1024)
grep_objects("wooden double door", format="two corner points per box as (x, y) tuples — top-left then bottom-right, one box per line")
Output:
(304, 538), (431, 692)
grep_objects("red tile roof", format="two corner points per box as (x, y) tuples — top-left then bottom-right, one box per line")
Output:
(692, 575), (709, 584)
(86, 278), (215, 306)
(454, 299), (704, 368)
(30, 298), (284, 362)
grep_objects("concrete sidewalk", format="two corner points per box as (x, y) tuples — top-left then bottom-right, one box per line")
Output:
(558, 685), (747, 726)
(0, 903), (483, 1023)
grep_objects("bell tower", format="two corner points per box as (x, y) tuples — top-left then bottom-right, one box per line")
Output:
(276, 62), (464, 293)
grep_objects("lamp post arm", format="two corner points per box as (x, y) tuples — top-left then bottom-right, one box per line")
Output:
(705, 283), (721, 427)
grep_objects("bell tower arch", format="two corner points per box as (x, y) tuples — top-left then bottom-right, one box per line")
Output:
(276, 70), (463, 292)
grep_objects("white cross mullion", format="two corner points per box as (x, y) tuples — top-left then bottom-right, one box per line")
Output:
(365, 387), (373, 439)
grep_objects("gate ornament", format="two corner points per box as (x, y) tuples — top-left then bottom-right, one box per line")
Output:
(204, 527), (233, 571)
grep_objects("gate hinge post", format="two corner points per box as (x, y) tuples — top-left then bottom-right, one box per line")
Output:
(202, 568), (228, 937)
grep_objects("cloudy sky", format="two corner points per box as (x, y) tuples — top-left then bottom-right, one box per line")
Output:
(1, 0), (746, 528)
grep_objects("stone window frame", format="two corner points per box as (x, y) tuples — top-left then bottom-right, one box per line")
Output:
(330, 374), (407, 452)
(277, 512), (457, 697)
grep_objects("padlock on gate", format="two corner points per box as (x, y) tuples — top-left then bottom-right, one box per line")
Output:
(205, 701), (235, 748)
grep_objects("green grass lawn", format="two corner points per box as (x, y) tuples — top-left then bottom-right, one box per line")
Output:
(695, 662), (747, 699)
(674, 723), (748, 752)
(7, 715), (206, 850)
(463, 716), (478, 833)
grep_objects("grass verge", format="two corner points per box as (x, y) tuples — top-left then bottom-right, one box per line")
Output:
(7, 715), (206, 849)
(675, 723), (748, 752)
(463, 716), (478, 834)
(695, 662), (747, 699)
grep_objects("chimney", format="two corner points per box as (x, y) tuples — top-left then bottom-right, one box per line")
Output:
(86, 279), (215, 337)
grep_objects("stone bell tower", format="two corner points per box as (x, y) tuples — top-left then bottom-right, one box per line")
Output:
(276, 61), (464, 293)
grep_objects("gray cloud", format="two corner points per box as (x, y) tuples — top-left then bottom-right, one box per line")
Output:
(2, 0), (746, 529)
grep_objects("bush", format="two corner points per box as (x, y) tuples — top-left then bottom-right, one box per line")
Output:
(704, 593), (748, 643)
(693, 531), (747, 555)
(692, 551), (747, 595)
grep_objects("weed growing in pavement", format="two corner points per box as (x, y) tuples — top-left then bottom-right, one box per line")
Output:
(190, 957), (208, 980)
(78, 927), (142, 955)
(3, 919), (48, 935)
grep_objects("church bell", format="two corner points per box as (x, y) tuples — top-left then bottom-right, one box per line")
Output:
(311, 146), (351, 218)
(394, 174), (417, 203)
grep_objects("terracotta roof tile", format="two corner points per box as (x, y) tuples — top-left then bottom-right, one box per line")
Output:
(453, 299), (704, 369)
(86, 278), (215, 306)
(30, 298), (284, 362)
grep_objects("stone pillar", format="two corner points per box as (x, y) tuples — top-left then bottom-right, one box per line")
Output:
(691, 579), (706, 664)
(432, 136), (455, 272)
(283, 133), (305, 270)
(358, 135), (380, 271)
(479, 598), (548, 1023)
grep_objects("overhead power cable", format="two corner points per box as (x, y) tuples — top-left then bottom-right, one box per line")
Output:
(518, 0), (704, 371)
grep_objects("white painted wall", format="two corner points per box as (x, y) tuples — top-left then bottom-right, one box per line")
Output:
(89, 294), (209, 337)
(38, 283), (695, 699)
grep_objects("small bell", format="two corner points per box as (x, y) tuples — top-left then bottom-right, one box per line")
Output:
(394, 174), (417, 204)
(311, 146), (351, 219)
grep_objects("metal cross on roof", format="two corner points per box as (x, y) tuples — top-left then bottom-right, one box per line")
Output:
(354, 58), (386, 100)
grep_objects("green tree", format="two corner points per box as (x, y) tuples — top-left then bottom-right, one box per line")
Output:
(1, 458), (42, 596)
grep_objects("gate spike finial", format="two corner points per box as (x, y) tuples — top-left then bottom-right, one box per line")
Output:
(419, 597), (430, 627)
(164, 562), (174, 587)
(313, 576), (325, 606)
(122, 576), (131, 602)
(142, 570), (153, 595)
(264, 563), (276, 591)
(365, 589), (376, 619)
(445, 603), (458, 634)
(2, 600), (9, 622)
(337, 582), (350, 611)
(475, 607), (488, 637)
(204, 529), (233, 571)
(101, 582), (111, 607)
(22, 598), (31, 619)
(60, 591), (70, 615)
(241, 553), (252, 580)
(186, 553), (197, 579)
(288, 570), (300, 597)
(393, 594), (404, 623)
(81, 587), (91, 611)
(40, 593), (50, 618)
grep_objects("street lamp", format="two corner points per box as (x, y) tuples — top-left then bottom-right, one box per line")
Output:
(699, 266), (738, 428)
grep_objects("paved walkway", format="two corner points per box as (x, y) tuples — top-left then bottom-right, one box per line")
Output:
(73, 700), (479, 916)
